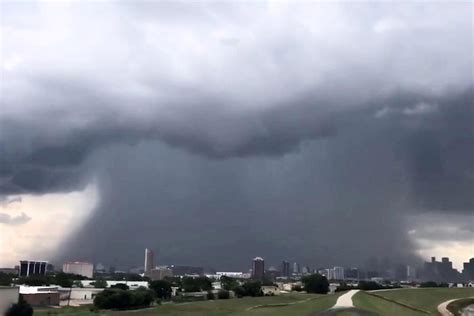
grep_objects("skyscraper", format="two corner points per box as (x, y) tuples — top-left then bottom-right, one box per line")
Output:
(144, 248), (154, 275)
(252, 257), (265, 279)
(281, 260), (290, 278)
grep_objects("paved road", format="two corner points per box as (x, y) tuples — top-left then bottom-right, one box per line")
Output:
(313, 290), (378, 315)
(438, 297), (474, 316)
(438, 298), (456, 316)
(333, 290), (359, 308)
(314, 307), (377, 316)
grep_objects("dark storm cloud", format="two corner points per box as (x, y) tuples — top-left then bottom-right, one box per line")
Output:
(1, 1), (472, 268)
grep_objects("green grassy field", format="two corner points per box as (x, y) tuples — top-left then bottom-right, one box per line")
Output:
(34, 292), (342, 316)
(34, 288), (474, 315)
(373, 288), (474, 314)
(353, 291), (426, 316)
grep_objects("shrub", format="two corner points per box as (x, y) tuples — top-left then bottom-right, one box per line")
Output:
(93, 288), (155, 310)
(302, 274), (329, 294)
(217, 289), (230, 299)
(6, 297), (33, 316)
(110, 283), (129, 290)
(171, 295), (206, 303)
(242, 280), (263, 297)
(233, 286), (246, 298)
(149, 280), (172, 299)
(206, 291), (215, 300)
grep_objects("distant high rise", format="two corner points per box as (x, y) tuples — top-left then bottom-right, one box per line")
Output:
(462, 258), (474, 281)
(144, 248), (154, 275)
(19, 260), (47, 277)
(252, 257), (265, 279)
(423, 256), (458, 282)
(333, 267), (345, 280)
(293, 262), (300, 274)
(281, 261), (290, 278)
(94, 263), (106, 273)
(63, 261), (93, 278)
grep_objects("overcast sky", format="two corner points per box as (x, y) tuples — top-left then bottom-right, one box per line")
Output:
(1, 1), (472, 271)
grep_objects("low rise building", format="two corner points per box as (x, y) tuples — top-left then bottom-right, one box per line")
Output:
(19, 286), (60, 306)
(149, 267), (173, 281)
(79, 280), (149, 289)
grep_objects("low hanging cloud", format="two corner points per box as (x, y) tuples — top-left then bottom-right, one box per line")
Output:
(0, 212), (31, 226)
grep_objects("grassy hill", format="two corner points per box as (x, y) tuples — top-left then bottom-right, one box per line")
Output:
(35, 292), (342, 316)
(373, 288), (474, 314)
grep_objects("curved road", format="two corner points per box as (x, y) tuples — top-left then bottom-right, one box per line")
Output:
(314, 307), (377, 316)
(313, 290), (377, 316)
(438, 297), (474, 316)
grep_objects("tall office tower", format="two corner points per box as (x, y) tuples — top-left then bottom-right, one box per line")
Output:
(144, 248), (155, 274)
(281, 261), (290, 278)
(252, 257), (265, 279)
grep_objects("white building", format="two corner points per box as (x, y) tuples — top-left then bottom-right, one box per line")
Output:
(69, 288), (104, 300)
(79, 280), (149, 289)
(216, 272), (244, 278)
(19, 285), (59, 294)
(63, 262), (93, 278)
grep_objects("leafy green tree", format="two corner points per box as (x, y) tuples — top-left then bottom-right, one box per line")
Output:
(233, 286), (246, 298)
(6, 297), (33, 316)
(0, 272), (13, 286)
(358, 281), (383, 291)
(18, 276), (51, 286)
(220, 276), (239, 291)
(217, 289), (230, 299)
(302, 274), (329, 294)
(111, 283), (129, 290)
(94, 288), (154, 310)
(92, 278), (108, 288)
(54, 272), (74, 287)
(72, 280), (84, 288)
(242, 280), (263, 297)
(149, 280), (172, 299)
(206, 290), (215, 300)
(182, 276), (212, 292)
(420, 281), (439, 288)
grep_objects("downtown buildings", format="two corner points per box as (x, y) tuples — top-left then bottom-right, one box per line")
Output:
(62, 261), (93, 278)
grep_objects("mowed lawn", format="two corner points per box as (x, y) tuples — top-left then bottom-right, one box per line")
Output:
(353, 291), (426, 316)
(373, 288), (474, 314)
(35, 292), (342, 316)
